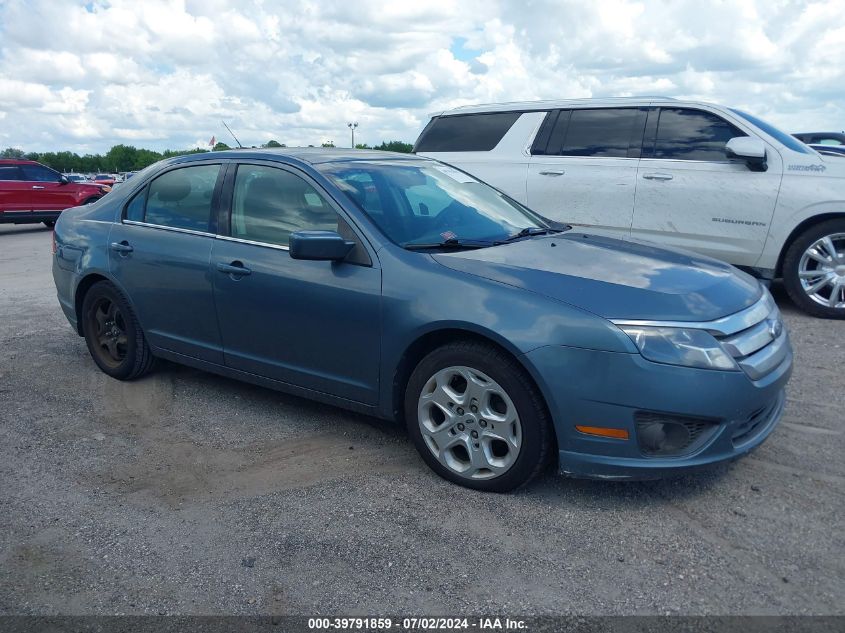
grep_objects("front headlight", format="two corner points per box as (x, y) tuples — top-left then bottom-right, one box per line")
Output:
(618, 326), (738, 371)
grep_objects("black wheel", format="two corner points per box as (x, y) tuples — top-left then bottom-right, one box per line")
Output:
(782, 219), (845, 319)
(404, 340), (553, 492)
(81, 281), (156, 380)
(82, 196), (101, 205)
(43, 220), (55, 228)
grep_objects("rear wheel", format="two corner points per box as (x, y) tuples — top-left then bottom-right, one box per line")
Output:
(783, 219), (845, 319)
(81, 281), (155, 380)
(404, 341), (553, 492)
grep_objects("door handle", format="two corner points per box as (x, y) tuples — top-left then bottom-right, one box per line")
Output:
(109, 241), (134, 254)
(539, 170), (565, 176)
(216, 261), (252, 276)
(642, 173), (673, 181)
(32, 185), (46, 189)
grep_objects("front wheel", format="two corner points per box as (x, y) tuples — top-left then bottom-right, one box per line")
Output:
(782, 219), (845, 319)
(404, 341), (553, 492)
(81, 281), (156, 380)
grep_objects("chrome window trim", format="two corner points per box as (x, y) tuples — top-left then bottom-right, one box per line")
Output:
(215, 234), (290, 251)
(122, 219), (214, 238)
(611, 291), (775, 337)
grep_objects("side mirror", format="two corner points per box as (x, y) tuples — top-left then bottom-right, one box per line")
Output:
(58, 175), (70, 185)
(725, 137), (767, 172)
(289, 230), (355, 261)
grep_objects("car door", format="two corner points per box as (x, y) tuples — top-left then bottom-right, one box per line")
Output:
(526, 107), (647, 238)
(0, 164), (32, 216)
(18, 163), (75, 212)
(631, 107), (781, 266)
(108, 162), (225, 364)
(211, 162), (381, 405)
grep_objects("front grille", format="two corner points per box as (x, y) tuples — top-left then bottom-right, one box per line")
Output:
(634, 411), (720, 457)
(711, 292), (789, 381)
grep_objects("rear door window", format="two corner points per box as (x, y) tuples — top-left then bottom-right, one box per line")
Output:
(0, 166), (22, 180)
(414, 112), (521, 152)
(652, 108), (746, 161)
(535, 108), (646, 158)
(142, 165), (220, 232)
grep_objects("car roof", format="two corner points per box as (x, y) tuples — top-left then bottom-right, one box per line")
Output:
(180, 147), (421, 166)
(428, 96), (717, 117)
(0, 159), (38, 165)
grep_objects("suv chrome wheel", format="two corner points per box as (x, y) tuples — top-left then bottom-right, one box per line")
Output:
(417, 365), (522, 480)
(798, 232), (845, 309)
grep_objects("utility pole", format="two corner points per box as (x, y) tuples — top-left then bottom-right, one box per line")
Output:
(348, 121), (358, 148)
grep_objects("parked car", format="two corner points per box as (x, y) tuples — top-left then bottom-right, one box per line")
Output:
(93, 174), (116, 186)
(0, 159), (110, 227)
(63, 173), (92, 183)
(52, 149), (792, 491)
(415, 98), (845, 318)
(793, 131), (845, 146)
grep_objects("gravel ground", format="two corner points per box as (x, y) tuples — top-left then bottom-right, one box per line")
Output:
(0, 223), (843, 616)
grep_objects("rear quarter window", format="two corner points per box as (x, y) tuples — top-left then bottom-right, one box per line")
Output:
(414, 112), (521, 152)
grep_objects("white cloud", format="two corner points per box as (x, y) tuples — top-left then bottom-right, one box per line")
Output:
(0, 0), (843, 153)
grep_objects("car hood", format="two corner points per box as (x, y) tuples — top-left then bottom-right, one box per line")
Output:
(433, 233), (762, 321)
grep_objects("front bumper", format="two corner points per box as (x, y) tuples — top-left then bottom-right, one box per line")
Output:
(523, 341), (792, 481)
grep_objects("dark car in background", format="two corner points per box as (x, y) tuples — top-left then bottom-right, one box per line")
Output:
(793, 131), (845, 146)
(0, 159), (110, 227)
(52, 149), (791, 491)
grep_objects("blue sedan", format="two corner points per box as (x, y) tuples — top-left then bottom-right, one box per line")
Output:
(52, 149), (792, 491)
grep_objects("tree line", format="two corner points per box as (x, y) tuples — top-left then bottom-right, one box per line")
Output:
(0, 139), (414, 173)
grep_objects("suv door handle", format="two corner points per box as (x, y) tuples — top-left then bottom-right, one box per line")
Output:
(32, 185), (46, 189)
(642, 173), (673, 181)
(109, 241), (134, 254)
(216, 261), (252, 277)
(539, 170), (565, 176)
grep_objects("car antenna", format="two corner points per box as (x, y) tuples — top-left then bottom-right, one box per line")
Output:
(222, 120), (244, 148)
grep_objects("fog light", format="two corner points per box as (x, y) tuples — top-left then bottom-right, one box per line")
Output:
(638, 421), (690, 454)
(634, 412), (719, 457)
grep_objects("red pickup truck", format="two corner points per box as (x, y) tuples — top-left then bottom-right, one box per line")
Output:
(0, 159), (111, 227)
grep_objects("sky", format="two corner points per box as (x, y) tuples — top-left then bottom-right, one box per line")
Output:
(0, 0), (843, 154)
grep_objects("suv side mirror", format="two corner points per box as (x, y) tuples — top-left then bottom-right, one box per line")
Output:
(58, 175), (70, 184)
(725, 137), (768, 172)
(289, 230), (355, 261)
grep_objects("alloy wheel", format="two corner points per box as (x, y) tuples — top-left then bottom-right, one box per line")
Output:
(90, 297), (128, 367)
(798, 232), (845, 309)
(417, 366), (522, 480)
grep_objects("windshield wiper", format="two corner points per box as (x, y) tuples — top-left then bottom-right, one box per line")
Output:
(502, 226), (565, 242)
(403, 238), (493, 251)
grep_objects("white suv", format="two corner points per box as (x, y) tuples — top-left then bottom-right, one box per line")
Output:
(414, 97), (845, 318)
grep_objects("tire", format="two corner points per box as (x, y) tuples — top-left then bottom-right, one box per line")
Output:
(43, 220), (55, 228)
(782, 219), (845, 319)
(80, 281), (156, 380)
(404, 340), (553, 492)
(82, 196), (101, 205)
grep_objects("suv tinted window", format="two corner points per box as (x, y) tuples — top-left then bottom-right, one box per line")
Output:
(414, 112), (521, 152)
(0, 166), (21, 180)
(231, 165), (339, 247)
(653, 108), (745, 161)
(533, 109), (646, 158)
(144, 165), (220, 232)
(560, 108), (645, 158)
(20, 164), (59, 182)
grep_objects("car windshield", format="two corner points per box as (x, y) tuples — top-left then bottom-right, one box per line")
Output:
(729, 109), (813, 155)
(318, 160), (548, 247)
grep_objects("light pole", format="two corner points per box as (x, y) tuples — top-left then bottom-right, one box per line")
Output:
(347, 121), (358, 148)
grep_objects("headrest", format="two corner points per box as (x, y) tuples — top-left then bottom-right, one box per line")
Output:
(155, 176), (191, 202)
